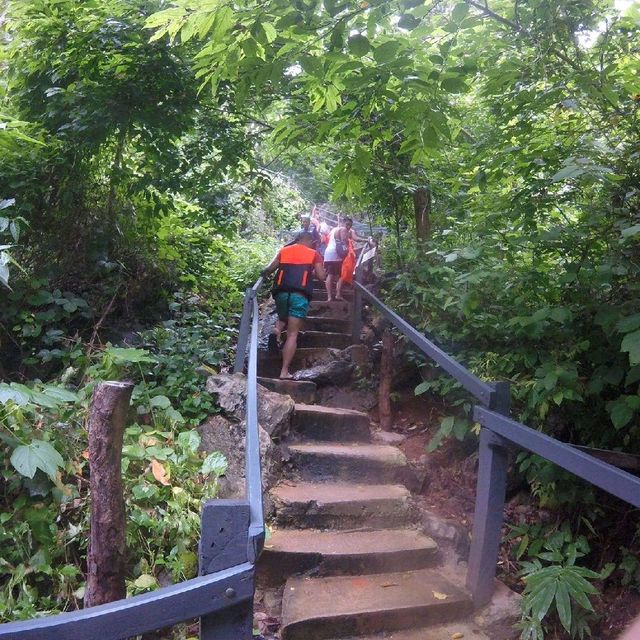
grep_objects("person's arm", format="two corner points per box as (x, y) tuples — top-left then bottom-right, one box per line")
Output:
(349, 228), (368, 243)
(260, 251), (280, 277)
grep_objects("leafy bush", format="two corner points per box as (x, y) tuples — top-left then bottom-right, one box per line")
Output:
(511, 522), (614, 639)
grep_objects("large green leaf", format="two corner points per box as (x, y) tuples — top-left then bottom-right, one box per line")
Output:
(373, 41), (401, 64)
(621, 329), (640, 365)
(554, 579), (572, 633)
(11, 441), (64, 479)
(348, 34), (370, 57)
(451, 2), (470, 22)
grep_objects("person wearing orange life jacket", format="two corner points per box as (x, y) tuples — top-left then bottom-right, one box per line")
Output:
(261, 231), (325, 379)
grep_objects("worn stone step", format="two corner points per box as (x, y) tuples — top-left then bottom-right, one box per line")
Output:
(271, 482), (413, 529)
(309, 299), (352, 319)
(324, 622), (490, 640)
(288, 443), (417, 488)
(258, 377), (317, 404)
(292, 404), (371, 442)
(313, 288), (354, 301)
(258, 347), (330, 378)
(304, 316), (351, 333)
(281, 568), (473, 640)
(287, 330), (352, 349)
(260, 528), (438, 584)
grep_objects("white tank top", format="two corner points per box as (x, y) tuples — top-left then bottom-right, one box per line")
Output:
(324, 228), (340, 262)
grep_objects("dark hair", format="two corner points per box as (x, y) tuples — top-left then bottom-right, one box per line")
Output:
(343, 216), (353, 227)
(296, 231), (315, 245)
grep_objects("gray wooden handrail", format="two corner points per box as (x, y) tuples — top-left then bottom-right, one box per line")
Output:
(0, 563), (254, 640)
(350, 265), (640, 610)
(353, 282), (496, 407)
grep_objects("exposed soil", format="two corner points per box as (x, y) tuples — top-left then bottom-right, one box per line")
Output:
(383, 388), (640, 640)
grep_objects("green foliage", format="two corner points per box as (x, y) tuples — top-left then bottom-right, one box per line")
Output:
(511, 522), (614, 639)
(0, 332), (232, 620)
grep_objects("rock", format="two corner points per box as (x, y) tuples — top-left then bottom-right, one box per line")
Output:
(473, 580), (522, 639)
(198, 414), (282, 508)
(372, 430), (407, 446)
(421, 509), (470, 557)
(206, 372), (294, 441)
(292, 344), (372, 387)
(258, 386), (295, 442)
(206, 373), (246, 416)
(293, 358), (354, 386)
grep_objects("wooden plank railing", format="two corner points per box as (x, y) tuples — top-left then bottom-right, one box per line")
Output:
(0, 278), (267, 640)
(351, 258), (640, 607)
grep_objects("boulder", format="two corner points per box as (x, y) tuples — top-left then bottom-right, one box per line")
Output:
(292, 344), (371, 387)
(198, 414), (282, 509)
(206, 372), (294, 441)
(293, 358), (354, 386)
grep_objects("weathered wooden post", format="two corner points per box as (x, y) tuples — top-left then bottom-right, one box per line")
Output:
(199, 500), (254, 639)
(466, 381), (511, 607)
(85, 381), (134, 608)
(379, 327), (394, 430)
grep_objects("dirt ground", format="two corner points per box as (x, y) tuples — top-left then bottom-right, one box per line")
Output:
(384, 389), (640, 640)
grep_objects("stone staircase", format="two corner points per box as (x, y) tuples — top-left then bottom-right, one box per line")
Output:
(256, 288), (489, 640)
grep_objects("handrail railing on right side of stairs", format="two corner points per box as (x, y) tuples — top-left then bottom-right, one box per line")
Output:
(351, 255), (640, 608)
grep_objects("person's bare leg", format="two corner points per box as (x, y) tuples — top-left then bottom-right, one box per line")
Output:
(325, 273), (333, 301)
(335, 276), (344, 300)
(280, 316), (303, 378)
(275, 319), (286, 343)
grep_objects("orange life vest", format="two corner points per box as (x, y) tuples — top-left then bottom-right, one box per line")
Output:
(272, 244), (317, 300)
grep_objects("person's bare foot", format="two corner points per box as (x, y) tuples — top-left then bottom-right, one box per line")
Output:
(335, 296), (345, 301)
(279, 372), (293, 380)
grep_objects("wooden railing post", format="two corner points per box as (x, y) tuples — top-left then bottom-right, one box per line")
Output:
(466, 381), (511, 607)
(199, 500), (254, 640)
(85, 381), (133, 608)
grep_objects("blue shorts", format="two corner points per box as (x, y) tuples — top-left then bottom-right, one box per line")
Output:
(275, 292), (310, 320)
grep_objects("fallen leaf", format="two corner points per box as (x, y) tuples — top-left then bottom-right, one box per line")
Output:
(432, 591), (448, 600)
(452, 633), (464, 639)
(151, 459), (171, 486)
(380, 582), (399, 588)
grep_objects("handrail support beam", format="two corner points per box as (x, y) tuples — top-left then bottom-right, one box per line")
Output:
(466, 427), (510, 607)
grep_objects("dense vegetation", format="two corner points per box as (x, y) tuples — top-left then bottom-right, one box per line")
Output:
(1, 0), (639, 638)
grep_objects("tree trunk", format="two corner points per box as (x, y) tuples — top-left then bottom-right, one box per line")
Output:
(413, 185), (431, 242)
(379, 328), (394, 430)
(84, 381), (133, 608)
(106, 128), (127, 221)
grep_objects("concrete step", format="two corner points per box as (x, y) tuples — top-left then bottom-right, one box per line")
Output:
(258, 347), (330, 378)
(292, 404), (371, 442)
(324, 622), (490, 640)
(258, 377), (317, 404)
(260, 528), (439, 584)
(312, 288), (354, 301)
(281, 568), (473, 640)
(288, 443), (417, 488)
(309, 299), (352, 319)
(304, 316), (351, 333)
(271, 481), (413, 529)
(289, 330), (352, 349)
